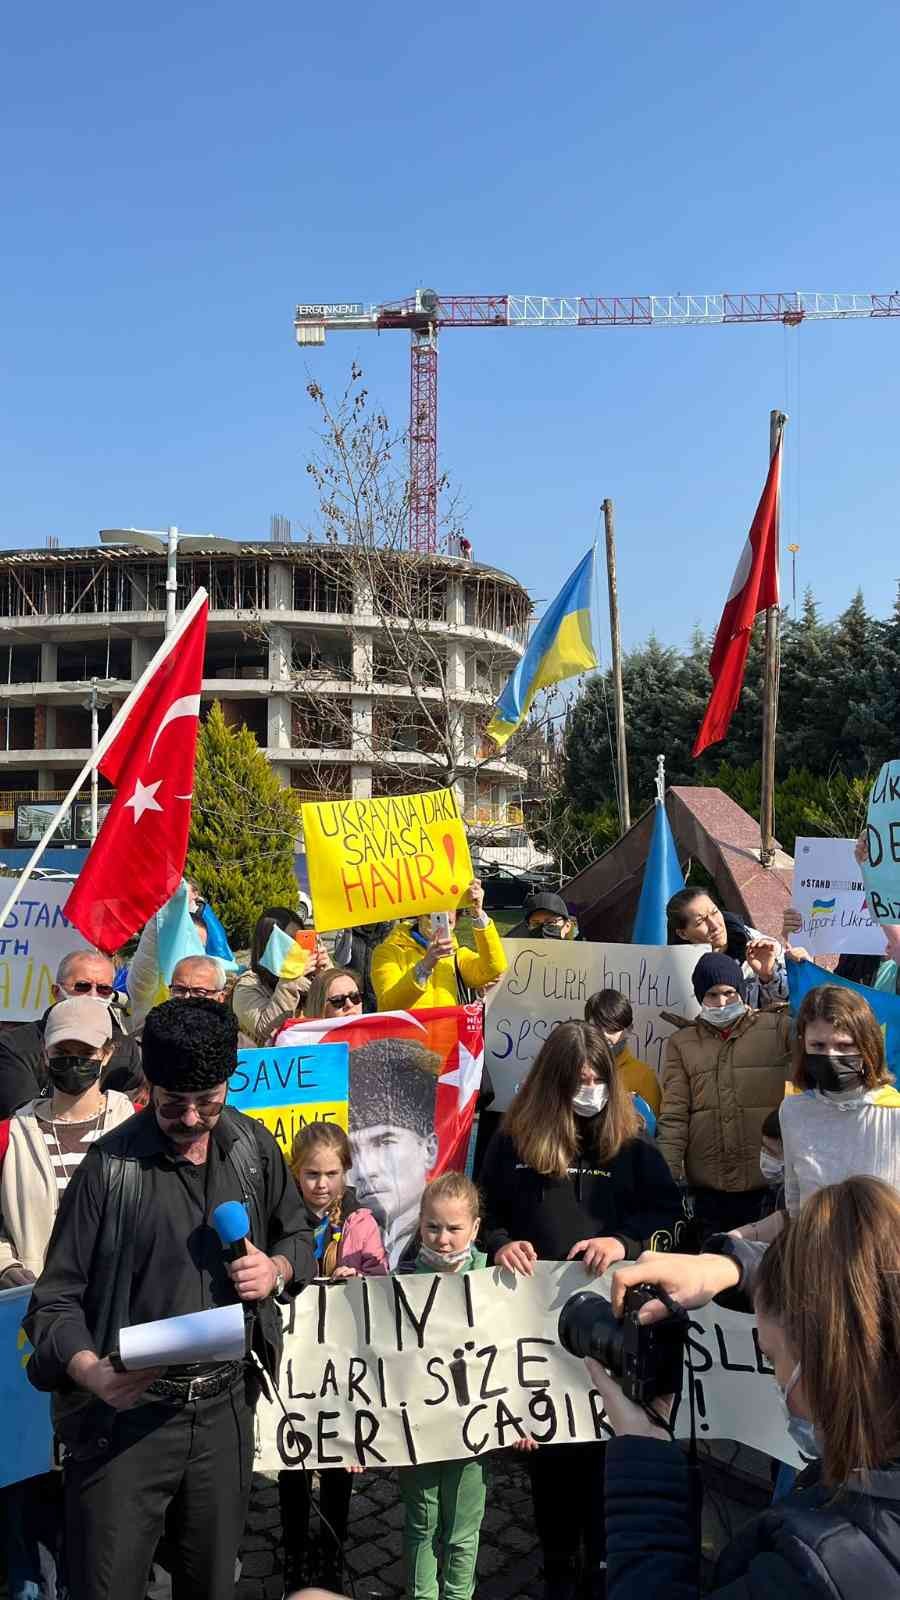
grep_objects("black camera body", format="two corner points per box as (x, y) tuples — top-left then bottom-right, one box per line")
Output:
(558, 1284), (687, 1406)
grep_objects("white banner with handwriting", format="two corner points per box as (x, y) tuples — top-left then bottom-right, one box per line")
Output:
(483, 940), (702, 1111)
(256, 1261), (799, 1473)
(0, 879), (90, 1021)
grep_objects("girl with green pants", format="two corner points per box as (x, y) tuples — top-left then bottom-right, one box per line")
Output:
(397, 1172), (487, 1600)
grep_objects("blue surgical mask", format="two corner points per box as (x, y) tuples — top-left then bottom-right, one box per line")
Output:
(778, 1363), (820, 1460)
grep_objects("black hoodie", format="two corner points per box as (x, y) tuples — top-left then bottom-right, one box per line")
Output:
(480, 1123), (686, 1263)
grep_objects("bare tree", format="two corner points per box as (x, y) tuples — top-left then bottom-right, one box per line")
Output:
(275, 368), (537, 800)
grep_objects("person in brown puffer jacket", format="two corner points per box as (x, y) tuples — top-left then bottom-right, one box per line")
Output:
(657, 952), (791, 1243)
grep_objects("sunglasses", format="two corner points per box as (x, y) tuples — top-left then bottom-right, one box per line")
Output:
(327, 990), (362, 1009)
(170, 984), (221, 1000)
(66, 981), (115, 999)
(154, 1094), (224, 1119)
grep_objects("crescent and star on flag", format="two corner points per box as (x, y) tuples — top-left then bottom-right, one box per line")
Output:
(123, 694), (201, 824)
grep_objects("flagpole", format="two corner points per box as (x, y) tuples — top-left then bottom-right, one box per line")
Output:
(760, 412), (787, 867)
(0, 589), (208, 937)
(602, 498), (631, 835)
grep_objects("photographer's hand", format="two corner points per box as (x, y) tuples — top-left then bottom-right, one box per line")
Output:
(585, 1358), (673, 1440)
(567, 1236), (626, 1275)
(611, 1251), (740, 1324)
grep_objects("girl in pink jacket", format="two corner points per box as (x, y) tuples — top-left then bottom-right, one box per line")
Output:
(281, 1122), (387, 1593)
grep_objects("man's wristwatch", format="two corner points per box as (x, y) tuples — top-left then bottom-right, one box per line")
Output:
(272, 1270), (286, 1298)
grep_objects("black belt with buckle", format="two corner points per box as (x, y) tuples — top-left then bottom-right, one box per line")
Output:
(147, 1361), (245, 1403)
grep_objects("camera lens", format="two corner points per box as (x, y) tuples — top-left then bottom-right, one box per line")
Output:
(557, 1290), (625, 1372)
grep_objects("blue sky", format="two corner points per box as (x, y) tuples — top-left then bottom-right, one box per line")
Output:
(2, 2), (898, 653)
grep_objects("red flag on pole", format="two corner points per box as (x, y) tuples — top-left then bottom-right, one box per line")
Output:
(692, 442), (782, 758)
(65, 594), (208, 952)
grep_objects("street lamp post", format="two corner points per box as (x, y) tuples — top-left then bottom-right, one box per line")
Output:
(99, 526), (236, 634)
(82, 678), (111, 840)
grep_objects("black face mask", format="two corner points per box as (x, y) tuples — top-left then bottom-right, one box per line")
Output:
(48, 1055), (103, 1096)
(803, 1053), (865, 1094)
(540, 923), (567, 939)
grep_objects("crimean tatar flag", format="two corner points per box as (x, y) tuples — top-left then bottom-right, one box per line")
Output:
(487, 548), (598, 750)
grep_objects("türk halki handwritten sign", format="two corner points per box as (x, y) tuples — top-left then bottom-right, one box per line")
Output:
(483, 940), (702, 1110)
(255, 1262), (800, 1473)
(301, 790), (473, 932)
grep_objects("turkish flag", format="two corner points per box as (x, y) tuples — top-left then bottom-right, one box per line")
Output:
(65, 595), (208, 951)
(692, 441), (782, 758)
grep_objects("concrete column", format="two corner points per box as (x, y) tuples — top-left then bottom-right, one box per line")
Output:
(268, 625), (292, 684)
(131, 636), (156, 680)
(446, 576), (465, 629)
(39, 642), (57, 684)
(267, 693), (292, 753)
(351, 764), (373, 799)
(445, 639), (466, 698)
(268, 561), (293, 613)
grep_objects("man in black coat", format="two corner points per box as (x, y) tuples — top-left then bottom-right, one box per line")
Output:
(0, 949), (141, 1117)
(24, 998), (315, 1600)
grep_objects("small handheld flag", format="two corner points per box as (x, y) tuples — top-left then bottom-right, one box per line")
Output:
(487, 548), (598, 750)
(260, 925), (316, 982)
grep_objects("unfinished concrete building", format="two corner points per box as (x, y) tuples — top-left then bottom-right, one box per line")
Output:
(0, 541), (531, 844)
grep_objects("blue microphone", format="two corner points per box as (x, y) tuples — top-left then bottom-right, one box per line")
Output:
(211, 1200), (251, 1261)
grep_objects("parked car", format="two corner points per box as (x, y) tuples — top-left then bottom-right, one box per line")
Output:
(477, 863), (561, 912)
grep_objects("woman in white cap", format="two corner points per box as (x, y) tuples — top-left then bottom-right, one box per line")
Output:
(0, 997), (134, 1600)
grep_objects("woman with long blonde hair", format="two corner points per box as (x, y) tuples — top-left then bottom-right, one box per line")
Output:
(480, 1020), (684, 1600)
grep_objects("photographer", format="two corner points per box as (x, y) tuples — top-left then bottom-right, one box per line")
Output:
(480, 1021), (684, 1599)
(587, 1177), (900, 1597)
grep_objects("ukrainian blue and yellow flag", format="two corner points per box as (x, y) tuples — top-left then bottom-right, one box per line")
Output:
(486, 548), (598, 750)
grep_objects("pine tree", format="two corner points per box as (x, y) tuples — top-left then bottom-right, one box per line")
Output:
(187, 704), (302, 949)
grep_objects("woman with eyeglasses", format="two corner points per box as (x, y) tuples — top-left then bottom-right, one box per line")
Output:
(303, 968), (365, 1020)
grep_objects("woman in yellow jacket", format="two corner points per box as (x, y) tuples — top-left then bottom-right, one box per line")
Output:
(371, 880), (507, 1011)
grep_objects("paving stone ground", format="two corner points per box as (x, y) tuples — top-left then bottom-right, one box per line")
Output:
(232, 1443), (772, 1600)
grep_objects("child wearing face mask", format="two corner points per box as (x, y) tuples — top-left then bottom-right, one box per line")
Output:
(778, 983), (900, 1220)
(280, 1123), (388, 1595)
(658, 952), (791, 1242)
(396, 1173), (488, 1600)
(584, 989), (662, 1120)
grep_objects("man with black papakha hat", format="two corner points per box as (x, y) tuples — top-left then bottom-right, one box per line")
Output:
(24, 997), (315, 1600)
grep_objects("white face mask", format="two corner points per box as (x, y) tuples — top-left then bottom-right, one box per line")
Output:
(699, 1001), (746, 1029)
(572, 1083), (609, 1118)
(417, 1240), (473, 1272)
(760, 1150), (784, 1186)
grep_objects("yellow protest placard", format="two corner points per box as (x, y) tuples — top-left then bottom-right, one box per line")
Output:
(301, 788), (473, 931)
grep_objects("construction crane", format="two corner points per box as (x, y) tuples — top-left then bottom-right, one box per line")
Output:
(294, 289), (900, 556)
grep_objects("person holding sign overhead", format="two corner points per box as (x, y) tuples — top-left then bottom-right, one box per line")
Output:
(480, 1020), (684, 1600)
(370, 880), (506, 1011)
(231, 906), (330, 1046)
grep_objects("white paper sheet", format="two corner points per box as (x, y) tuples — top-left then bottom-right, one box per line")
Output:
(118, 1302), (247, 1369)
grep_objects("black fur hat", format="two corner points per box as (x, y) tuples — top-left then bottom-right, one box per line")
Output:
(348, 1038), (439, 1135)
(142, 997), (238, 1090)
